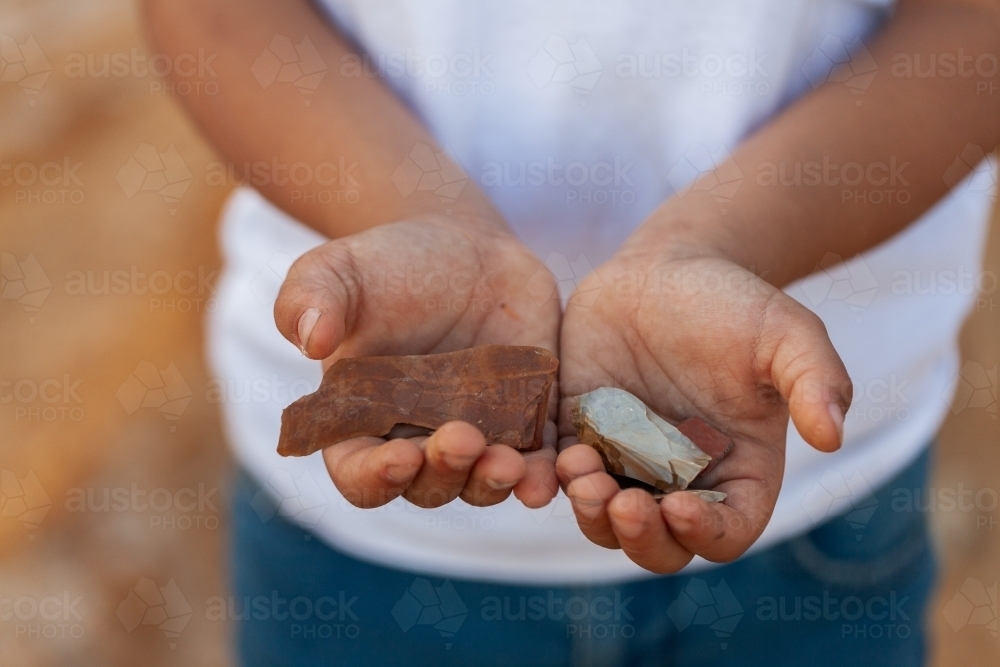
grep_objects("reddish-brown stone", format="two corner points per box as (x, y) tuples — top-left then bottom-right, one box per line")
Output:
(678, 416), (735, 474)
(278, 345), (558, 457)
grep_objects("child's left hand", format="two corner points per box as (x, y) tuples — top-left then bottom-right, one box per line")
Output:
(555, 239), (852, 574)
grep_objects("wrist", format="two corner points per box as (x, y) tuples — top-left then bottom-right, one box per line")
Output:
(618, 192), (742, 267)
(411, 207), (514, 243)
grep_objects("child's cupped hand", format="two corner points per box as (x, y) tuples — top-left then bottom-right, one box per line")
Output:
(273, 216), (562, 511)
(555, 243), (853, 574)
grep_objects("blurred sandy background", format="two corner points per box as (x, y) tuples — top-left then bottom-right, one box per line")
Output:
(1, 0), (997, 665)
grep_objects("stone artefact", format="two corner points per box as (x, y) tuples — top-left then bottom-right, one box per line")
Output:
(278, 345), (558, 456)
(570, 387), (732, 502)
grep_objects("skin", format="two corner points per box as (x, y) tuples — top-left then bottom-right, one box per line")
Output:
(144, 0), (1000, 572)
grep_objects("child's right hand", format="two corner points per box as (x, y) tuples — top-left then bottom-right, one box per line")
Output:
(273, 216), (562, 511)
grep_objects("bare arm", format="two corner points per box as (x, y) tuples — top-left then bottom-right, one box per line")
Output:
(558, 0), (1000, 574)
(143, 0), (563, 512)
(633, 0), (1000, 286)
(141, 0), (505, 237)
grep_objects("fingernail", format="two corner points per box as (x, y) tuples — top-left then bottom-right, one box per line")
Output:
(828, 402), (844, 446)
(297, 308), (320, 355)
(485, 478), (516, 491)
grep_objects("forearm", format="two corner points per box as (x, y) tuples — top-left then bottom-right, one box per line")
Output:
(141, 0), (506, 238)
(629, 0), (1000, 286)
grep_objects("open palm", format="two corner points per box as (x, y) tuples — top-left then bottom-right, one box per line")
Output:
(556, 252), (851, 573)
(275, 217), (562, 511)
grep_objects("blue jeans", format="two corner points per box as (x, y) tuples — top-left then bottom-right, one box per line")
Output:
(231, 448), (936, 666)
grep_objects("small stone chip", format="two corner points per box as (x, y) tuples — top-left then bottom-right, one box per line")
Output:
(570, 387), (730, 502)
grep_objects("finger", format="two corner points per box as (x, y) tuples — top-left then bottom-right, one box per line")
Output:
(513, 444), (558, 509)
(608, 489), (694, 573)
(323, 437), (423, 508)
(460, 444), (526, 507)
(557, 444), (618, 547)
(660, 491), (731, 561)
(557, 435), (580, 453)
(404, 421), (486, 508)
(661, 489), (771, 563)
(274, 242), (357, 360)
(758, 298), (852, 453)
(555, 443), (604, 487)
(513, 420), (559, 509)
(565, 471), (621, 549)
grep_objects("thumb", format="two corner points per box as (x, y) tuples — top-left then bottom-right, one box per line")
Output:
(759, 297), (852, 453)
(273, 242), (357, 360)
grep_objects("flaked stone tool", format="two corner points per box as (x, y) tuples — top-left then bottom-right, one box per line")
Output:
(570, 387), (734, 502)
(278, 344), (558, 456)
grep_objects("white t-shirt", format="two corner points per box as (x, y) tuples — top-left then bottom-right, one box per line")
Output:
(207, 0), (997, 584)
